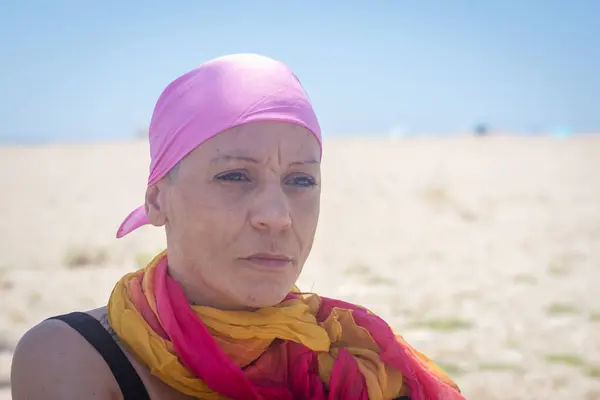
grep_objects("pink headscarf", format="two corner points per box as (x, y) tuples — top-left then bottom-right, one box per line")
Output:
(116, 53), (322, 238)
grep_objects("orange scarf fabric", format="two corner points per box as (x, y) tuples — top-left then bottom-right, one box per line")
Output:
(108, 251), (463, 399)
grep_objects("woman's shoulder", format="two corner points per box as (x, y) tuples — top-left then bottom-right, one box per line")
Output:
(10, 307), (121, 399)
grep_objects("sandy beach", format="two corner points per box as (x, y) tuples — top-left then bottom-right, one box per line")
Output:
(1, 135), (599, 399)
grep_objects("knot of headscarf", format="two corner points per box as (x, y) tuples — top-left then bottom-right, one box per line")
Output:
(107, 251), (463, 400)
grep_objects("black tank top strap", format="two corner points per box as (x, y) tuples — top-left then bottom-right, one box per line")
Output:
(49, 312), (150, 400)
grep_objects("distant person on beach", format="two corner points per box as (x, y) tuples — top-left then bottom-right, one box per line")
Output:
(11, 54), (464, 400)
(473, 123), (489, 136)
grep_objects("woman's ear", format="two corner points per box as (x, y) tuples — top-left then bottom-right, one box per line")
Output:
(145, 184), (167, 227)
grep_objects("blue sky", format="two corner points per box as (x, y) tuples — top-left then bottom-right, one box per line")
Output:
(1, 1), (599, 143)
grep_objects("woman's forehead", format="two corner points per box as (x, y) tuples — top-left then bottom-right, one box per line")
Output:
(191, 121), (321, 163)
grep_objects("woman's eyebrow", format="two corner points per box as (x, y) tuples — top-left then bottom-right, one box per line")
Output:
(210, 155), (260, 164)
(211, 155), (320, 166)
(289, 159), (320, 166)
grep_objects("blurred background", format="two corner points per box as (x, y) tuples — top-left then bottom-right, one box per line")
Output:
(1, 1), (599, 399)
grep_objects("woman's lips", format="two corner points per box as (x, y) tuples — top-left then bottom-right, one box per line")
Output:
(241, 253), (293, 269)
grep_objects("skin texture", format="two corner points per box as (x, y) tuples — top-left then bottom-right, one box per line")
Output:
(147, 120), (321, 310)
(10, 121), (322, 399)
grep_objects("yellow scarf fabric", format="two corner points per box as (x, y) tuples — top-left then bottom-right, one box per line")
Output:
(108, 251), (461, 399)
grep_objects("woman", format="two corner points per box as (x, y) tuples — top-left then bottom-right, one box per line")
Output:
(11, 54), (464, 399)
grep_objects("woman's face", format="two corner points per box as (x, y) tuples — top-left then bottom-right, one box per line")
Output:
(146, 121), (321, 310)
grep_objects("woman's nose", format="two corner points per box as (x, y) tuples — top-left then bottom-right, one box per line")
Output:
(249, 184), (292, 232)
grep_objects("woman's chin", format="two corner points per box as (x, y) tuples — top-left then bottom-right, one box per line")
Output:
(236, 287), (291, 309)
(229, 273), (299, 309)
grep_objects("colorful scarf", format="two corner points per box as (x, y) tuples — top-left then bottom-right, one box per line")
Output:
(108, 251), (464, 399)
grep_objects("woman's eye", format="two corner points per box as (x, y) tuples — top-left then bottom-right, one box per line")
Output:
(285, 175), (316, 187)
(215, 171), (250, 182)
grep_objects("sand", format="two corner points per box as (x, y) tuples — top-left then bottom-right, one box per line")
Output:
(1, 135), (599, 399)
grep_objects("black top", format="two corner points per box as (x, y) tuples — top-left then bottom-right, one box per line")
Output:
(49, 311), (411, 400)
(49, 312), (150, 400)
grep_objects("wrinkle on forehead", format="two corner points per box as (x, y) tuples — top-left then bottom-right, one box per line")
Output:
(179, 121), (320, 178)
(277, 137), (283, 167)
(221, 123), (318, 162)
